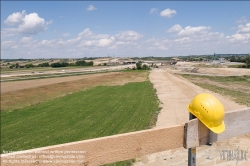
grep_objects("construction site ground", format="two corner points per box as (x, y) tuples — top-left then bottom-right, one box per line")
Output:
(134, 63), (250, 166)
(1, 61), (249, 165)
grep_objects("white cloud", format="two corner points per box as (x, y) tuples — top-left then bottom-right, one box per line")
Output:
(145, 38), (169, 50)
(227, 22), (250, 43)
(78, 28), (93, 37)
(62, 33), (70, 37)
(57, 39), (67, 46)
(1, 28), (18, 38)
(4, 10), (26, 25)
(2, 40), (14, 46)
(20, 37), (31, 43)
(150, 8), (158, 14)
(18, 13), (48, 34)
(67, 37), (81, 44)
(160, 8), (177, 18)
(68, 49), (76, 52)
(46, 20), (53, 26)
(167, 24), (182, 33)
(116, 31), (143, 40)
(12, 46), (18, 49)
(79, 40), (96, 47)
(167, 24), (224, 44)
(78, 28), (109, 39)
(98, 37), (115, 47)
(2, 25), (248, 59)
(237, 22), (250, 34)
(108, 45), (117, 50)
(236, 16), (248, 24)
(116, 41), (126, 45)
(227, 33), (249, 43)
(39, 39), (55, 46)
(4, 10), (52, 35)
(87, 5), (97, 11)
(178, 26), (211, 36)
(174, 37), (191, 43)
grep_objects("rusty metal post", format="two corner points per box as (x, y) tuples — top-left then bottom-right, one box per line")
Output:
(188, 113), (196, 166)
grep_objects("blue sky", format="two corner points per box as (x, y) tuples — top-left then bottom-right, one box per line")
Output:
(1, 1), (250, 59)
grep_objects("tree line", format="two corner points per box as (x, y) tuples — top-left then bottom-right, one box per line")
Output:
(230, 55), (250, 68)
(9, 60), (94, 69)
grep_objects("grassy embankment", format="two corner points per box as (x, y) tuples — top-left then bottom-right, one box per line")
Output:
(1, 70), (160, 165)
(181, 74), (250, 106)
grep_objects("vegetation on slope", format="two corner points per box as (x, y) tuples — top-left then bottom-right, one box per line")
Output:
(181, 74), (250, 106)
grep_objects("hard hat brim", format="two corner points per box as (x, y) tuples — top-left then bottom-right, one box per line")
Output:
(209, 121), (225, 134)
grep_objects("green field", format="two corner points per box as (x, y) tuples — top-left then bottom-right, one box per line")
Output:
(1, 81), (159, 159)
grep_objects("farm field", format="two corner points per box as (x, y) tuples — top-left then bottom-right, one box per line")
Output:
(1, 79), (159, 153)
(0, 66), (90, 74)
(1, 71), (147, 110)
(1, 70), (157, 165)
(0, 64), (136, 84)
(1, 68), (130, 83)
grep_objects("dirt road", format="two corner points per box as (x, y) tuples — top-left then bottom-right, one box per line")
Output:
(134, 68), (249, 166)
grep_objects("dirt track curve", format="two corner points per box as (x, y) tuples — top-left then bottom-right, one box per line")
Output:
(134, 68), (249, 166)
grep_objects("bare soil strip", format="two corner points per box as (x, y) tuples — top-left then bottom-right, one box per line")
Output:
(1, 72), (114, 93)
(134, 68), (249, 166)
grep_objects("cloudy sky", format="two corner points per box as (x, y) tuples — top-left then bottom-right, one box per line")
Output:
(1, 1), (250, 59)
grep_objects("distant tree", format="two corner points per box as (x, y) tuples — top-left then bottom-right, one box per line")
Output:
(136, 61), (142, 70)
(9, 65), (13, 69)
(51, 62), (61, 68)
(230, 56), (236, 62)
(245, 55), (250, 68)
(61, 62), (69, 67)
(87, 61), (93, 66)
(25, 63), (34, 68)
(75, 60), (93, 66)
(142, 64), (150, 70)
(38, 62), (49, 67)
(75, 60), (86, 66)
(50, 62), (69, 68)
(15, 63), (19, 68)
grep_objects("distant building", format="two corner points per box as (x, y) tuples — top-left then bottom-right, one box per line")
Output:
(219, 58), (225, 63)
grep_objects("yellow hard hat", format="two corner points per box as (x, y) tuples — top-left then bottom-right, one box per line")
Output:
(187, 93), (225, 134)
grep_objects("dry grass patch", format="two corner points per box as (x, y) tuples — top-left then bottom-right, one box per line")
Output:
(181, 74), (250, 106)
(1, 71), (148, 111)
